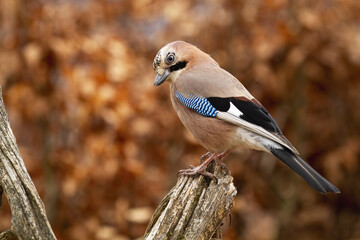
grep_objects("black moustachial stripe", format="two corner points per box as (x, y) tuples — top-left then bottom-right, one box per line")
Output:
(207, 96), (282, 133)
(170, 61), (187, 72)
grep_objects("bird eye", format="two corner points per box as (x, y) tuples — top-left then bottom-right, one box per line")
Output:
(166, 54), (175, 64)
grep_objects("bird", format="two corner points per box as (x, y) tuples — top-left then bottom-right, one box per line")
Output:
(152, 40), (340, 194)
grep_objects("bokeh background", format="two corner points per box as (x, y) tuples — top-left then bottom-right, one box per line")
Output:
(1, 0), (360, 239)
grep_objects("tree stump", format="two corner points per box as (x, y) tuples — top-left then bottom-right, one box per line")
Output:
(0, 86), (56, 239)
(144, 162), (237, 240)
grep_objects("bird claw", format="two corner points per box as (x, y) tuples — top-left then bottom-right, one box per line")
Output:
(177, 152), (230, 182)
(178, 166), (218, 182)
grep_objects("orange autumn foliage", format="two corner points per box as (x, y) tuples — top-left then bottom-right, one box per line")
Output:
(0, 0), (359, 239)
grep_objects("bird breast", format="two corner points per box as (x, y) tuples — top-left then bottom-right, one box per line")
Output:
(170, 84), (240, 153)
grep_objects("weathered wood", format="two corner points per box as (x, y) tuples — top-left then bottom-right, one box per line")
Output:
(0, 229), (17, 240)
(144, 163), (237, 240)
(0, 86), (57, 240)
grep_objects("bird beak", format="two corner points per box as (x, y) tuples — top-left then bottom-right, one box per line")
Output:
(154, 69), (170, 86)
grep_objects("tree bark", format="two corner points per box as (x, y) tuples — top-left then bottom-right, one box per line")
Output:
(143, 162), (237, 240)
(0, 86), (56, 239)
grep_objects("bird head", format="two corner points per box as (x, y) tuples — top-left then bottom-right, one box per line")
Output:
(153, 41), (217, 86)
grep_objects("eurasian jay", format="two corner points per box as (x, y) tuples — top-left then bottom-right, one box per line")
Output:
(153, 41), (340, 194)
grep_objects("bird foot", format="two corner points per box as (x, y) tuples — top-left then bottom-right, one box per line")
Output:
(201, 152), (230, 173)
(178, 165), (217, 180)
(178, 152), (230, 181)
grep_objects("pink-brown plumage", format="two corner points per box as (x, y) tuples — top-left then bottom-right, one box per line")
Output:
(153, 41), (340, 194)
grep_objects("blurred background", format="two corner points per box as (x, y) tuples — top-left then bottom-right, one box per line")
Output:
(0, 0), (359, 239)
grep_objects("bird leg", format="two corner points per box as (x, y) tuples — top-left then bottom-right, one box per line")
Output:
(178, 153), (219, 179)
(178, 151), (231, 179)
(200, 152), (212, 163)
(214, 151), (230, 173)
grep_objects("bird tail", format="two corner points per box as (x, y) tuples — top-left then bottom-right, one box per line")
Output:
(269, 147), (340, 194)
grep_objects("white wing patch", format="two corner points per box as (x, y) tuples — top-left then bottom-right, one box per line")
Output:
(228, 102), (243, 116)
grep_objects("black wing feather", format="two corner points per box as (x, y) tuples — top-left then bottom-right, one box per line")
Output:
(207, 97), (282, 134)
(270, 147), (340, 193)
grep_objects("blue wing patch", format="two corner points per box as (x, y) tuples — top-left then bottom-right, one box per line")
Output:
(176, 91), (218, 117)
